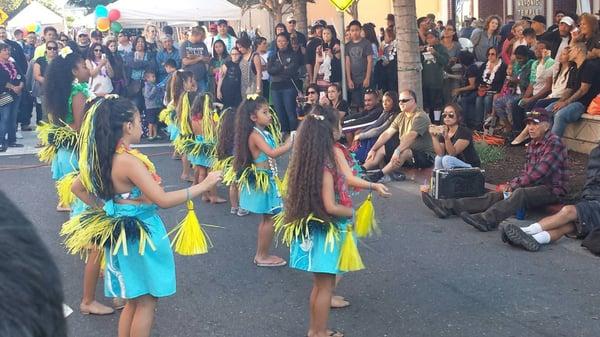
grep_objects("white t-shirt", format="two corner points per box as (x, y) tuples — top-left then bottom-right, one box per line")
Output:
(259, 51), (270, 80)
(531, 58), (554, 96)
(548, 62), (571, 99)
(556, 36), (570, 59)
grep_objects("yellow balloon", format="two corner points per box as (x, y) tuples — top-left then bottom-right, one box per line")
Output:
(96, 18), (110, 32)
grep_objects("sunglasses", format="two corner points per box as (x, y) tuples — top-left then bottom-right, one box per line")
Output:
(47, 46), (58, 51)
(399, 98), (412, 103)
(307, 91), (317, 95)
(443, 113), (455, 118)
(94, 49), (102, 52)
(60, 38), (68, 42)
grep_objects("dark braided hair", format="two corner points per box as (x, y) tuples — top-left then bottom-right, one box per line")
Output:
(44, 51), (85, 124)
(233, 96), (268, 172)
(90, 97), (138, 200)
(284, 106), (338, 223)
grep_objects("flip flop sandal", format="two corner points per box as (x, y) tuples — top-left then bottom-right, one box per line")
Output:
(253, 259), (287, 267)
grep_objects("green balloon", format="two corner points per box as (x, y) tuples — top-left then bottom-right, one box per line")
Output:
(110, 21), (122, 33)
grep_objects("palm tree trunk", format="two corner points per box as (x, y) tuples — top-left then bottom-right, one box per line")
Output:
(292, 0), (308, 35)
(393, 0), (422, 103)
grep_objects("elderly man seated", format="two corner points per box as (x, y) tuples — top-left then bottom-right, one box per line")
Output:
(502, 144), (600, 251)
(422, 108), (568, 231)
(342, 89), (383, 143)
(364, 90), (435, 182)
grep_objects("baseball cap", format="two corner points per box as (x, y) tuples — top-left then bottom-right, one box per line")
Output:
(559, 16), (575, 26)
(77, 29), (89, 36)
(425, 29), (439, 38)
(531, 15), (546, 25)
(286, 15), (296, 23)
(524, 108), (552, 124)
(312, 20), (327, 27)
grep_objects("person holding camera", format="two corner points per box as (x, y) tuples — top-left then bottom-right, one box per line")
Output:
(297, 83), (320, 120)
(86, 42), (114, 96)
(430, 103), (481, 169)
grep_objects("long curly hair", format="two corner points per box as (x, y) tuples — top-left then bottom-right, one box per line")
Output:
(43, 52), (84, 124)
(166, 70), (193, 106)
(284, 107), (338, 223)
(233, 96), (268, 172)
(88, 97), (138, 200)
(216, 107), (235, 159)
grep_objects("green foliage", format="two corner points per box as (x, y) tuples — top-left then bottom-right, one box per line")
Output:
(67, 0), (116, 10)
(474, 141), (505, 164)
(0, 0), (25, 17)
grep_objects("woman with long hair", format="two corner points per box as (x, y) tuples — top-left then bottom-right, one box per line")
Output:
(66, 97), (221, 337)
(0, 42), (23, 152)
(470, 15), (501, 62)
(573, 13), (600, 60)
(217, 47), (243, 109)
(86, 42), (114, 96)
(32, 40), (58, 126)
(237, 36), (262, 96)
(255, 37), (271, 100)
(209, 39), (229, 96)
(473, 46), (506, 130)
(500, 21), (527, 64)
(143, 23), (160, 56)
(440, 24), (462, 103)
(106, 38), (128, 96)
(321, 83), (349, 118)
(313, 25), (342, 92)
(233, 96), (292, 267)
(126, 36), (156, 114)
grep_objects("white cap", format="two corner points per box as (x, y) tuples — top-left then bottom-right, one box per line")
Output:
(286, 15), (296, 23)
(560, 16), (575, 26)
(77, 29), (89, 36)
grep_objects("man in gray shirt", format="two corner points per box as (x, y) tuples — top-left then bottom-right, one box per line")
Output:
(180, 27), (210, 92)
(345, 20), (373, 109)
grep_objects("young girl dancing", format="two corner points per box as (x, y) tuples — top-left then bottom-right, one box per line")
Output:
(233, 96), (292, 266)
(64, 97), (221, 337)
(215, 107), (249, 216)
(159, 70), (195, 181)
(276, 108), (366, 337)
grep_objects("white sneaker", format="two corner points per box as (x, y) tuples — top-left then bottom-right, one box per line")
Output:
(230, 207), (238, 215)
(16, 131), (23, 139)
(237, 208), (249, 217)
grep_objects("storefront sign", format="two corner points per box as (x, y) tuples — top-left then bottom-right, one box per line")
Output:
(514, 0), (545, 18)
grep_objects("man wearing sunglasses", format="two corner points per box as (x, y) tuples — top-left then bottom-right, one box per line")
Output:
(364, 90), (434, 182)
(423, 108), (568, 233)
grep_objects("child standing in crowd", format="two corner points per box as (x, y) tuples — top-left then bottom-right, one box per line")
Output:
(217, 47), (242, 109)
(234, 96), (292, 267)
(345, 20), (373, 109)
(66, 97), (221, 337)
(158, 59), (178, 101)
(143, 68), (163, 140)
(216, 107), (249, 216)
(172, 71), (196, 181)
(277, 108), (364, 337)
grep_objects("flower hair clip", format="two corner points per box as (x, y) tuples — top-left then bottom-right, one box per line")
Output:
(59, 46), (73, 58)
(308, 114), (325, 121)
(104, 94), (120, 100)
(246, 94), (260, 101)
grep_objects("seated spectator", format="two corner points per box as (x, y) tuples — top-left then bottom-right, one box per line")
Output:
(523, 27), (538, 56)
(421, 29), (449, 120)
(500, 20), (527, 64)
(351, 91), (400, 163)
(342, 89), (382, 143)
(321, 83), (349, 118)
(502, 143), (600, 251)
(422, 109), (568, 234)
(491, 45), (533, 133)
(474, 46), (507, 130)
(364, 90), (435, 182)
(572, 13), (600, 61)
(430, 103), (481, 169)
(545, 16), (574, 58)
(453, 51), (479, 127)
(545, 42), (600, 136)
(298, 84), (320, 120)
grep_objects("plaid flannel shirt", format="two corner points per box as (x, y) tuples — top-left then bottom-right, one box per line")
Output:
(509, 131), (568, 197)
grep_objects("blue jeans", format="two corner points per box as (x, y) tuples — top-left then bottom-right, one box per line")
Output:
(0, 96), (20, 146)
(197, 78), (208, 94)
(545, 101), (585, 137)
(475, 94), (493, 128)
(434, 155), (473, 169)
(271, 87), (298, 132)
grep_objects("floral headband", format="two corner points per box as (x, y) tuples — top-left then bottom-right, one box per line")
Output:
(59, 46), (73, 58)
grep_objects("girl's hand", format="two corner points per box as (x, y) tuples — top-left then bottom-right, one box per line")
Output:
(202, 171), (223, 188)
(373, 183), (391, 197)
(217, 90), (223, 100)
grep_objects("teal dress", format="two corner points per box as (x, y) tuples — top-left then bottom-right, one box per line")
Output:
(289, 219), (350, 275)
(103, 187), (176, 299)
(239, 128), (282, 215)
(51, 147), (78, 181)
(187, 134), (215, 168)
(168, 111), (179, 141)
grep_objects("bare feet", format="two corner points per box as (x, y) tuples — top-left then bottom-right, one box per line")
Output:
(112, 297), (126, 310)
(331, 295), (350, 309)
(253, 255), (286, 267)
(80, 300), (115, 315)
(209, 197), (227, 204)
(56, 203), (71, 212)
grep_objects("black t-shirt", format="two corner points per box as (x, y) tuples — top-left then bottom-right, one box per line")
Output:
(462, 64), (479, 91)
(567, 60), (600, 107)
(438, 125), (481, 167)
(306, 37), (322, 66)
(35, 57), (48, 76)
(334, 99), (349, 115)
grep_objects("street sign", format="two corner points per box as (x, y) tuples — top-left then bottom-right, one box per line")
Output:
(329, 0), (354, 11)
(0, 9), (8, 25)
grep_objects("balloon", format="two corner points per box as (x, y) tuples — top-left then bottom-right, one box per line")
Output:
(110, 21), (122, 33)
(26, 23), (36, 33)
(97, 18), (110, 32)
(95, 5), (109, 18)
(34, 23), (41, 34)
(108, 9), (121, 21)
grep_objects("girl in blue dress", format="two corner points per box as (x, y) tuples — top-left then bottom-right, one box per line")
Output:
(233, 96), (292, 267)
(275, 108), (365, 337)
(65, 97), (222, 337)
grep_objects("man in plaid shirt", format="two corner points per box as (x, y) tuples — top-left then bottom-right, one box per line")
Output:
(422, 108), (568, 231)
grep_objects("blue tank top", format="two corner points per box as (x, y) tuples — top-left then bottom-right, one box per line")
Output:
(253, 127), (276, 163)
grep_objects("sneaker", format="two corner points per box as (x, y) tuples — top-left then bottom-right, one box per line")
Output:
(237, 208), (250, 217)
(365, 169), (384, 183)
(460, 212), (495, 232)
(230, 207), (238, 215)
(147, 136), (155, 141)
(503, 224), (540, 251)
(421, 192), (450, 218)
(390, 171), (406, 181)
(16, 131), (23, 139)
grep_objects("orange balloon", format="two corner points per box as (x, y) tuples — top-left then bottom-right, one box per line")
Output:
(97, 18), (110, 32)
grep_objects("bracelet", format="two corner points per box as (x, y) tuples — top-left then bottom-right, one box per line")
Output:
(369, 182), (373, 191)
(185, 187), (190, 201)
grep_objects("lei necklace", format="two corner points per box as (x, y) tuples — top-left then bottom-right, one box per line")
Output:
(0, 61), (17, 80)
(115, 143), (162, 183)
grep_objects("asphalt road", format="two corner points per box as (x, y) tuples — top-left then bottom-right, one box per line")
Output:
(1, 145), (599, 337)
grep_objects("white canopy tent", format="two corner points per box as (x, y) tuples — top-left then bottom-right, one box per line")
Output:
(6, 2), (64, 31)
(76, 0), (241, 28)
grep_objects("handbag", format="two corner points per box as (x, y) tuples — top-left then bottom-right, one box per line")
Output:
(477, 85), (489, 97)
(0, 92), (14, 107)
